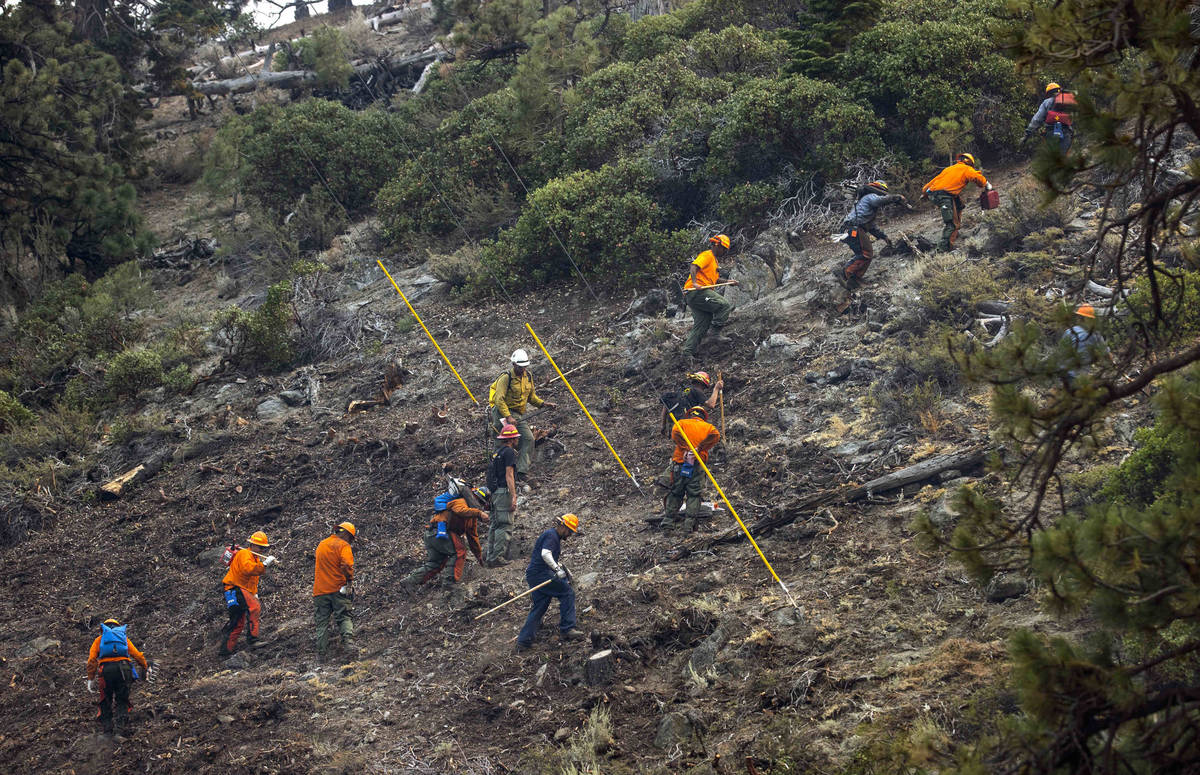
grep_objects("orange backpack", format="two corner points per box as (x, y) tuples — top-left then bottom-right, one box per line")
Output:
(1046, 92), (1077, 126)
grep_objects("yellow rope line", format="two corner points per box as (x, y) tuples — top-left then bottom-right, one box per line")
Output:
(525, 323), (643, 494)
(377, 260), (478, 405)
(668, 410), (798, 609)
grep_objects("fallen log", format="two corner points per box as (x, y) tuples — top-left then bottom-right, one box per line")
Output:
(682, 445), (991, 551)
(192, 51), (438, 96)
(98, 452), (171, 500)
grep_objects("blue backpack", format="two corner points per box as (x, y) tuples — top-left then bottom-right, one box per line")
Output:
(99, 623), (129, 659)
(433, 492), (454, 512)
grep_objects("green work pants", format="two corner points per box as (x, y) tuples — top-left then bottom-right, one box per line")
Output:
(486, 486), (513, 563)
(490, 406), (535, 475)
(405, 529), (458, 586)
(313, 592), (353, 655)
(682, 289), (733, 357)
(661, 462), (704, 531)
(928, 191), (963, 251)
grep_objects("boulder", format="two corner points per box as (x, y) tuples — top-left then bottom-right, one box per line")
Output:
(629, 289), (669, 318)
(194, 546), (226, 568)
(255, 397), (288, 421)
(684, 619), (732, 679)
(278, 390), (307, 407)
(653, 711), (697, 751)
(754, 333), (804, 362)
(16, 637), (61, 658)
(224, 652), (251, 669)
(986, 574), (1029, 603)
(777, 409), (806, 431)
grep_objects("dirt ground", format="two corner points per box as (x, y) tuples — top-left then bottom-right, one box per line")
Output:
(0, 99), (1144, 773)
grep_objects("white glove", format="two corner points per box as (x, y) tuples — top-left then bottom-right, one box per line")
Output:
(146, 666), (157, 683)
(263, 555), (278, 567)
(338, 585), (351, 595)
(986, 182), (994, 191)
(555, 566), (567, 580)
(87, 679), (97, 693)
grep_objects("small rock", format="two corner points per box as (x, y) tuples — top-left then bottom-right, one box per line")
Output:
(771, 606), (804, 627)
(986, 574), (1029, 603)
(255, 397), (288, 421)
(777, 409), (806, 430)
(279, 390), (306, 407)
(938, 469), (962, 483)
(224, 653), (251, 670)
(831, 441), (870, 457)
(928, 494), (961, 530)
(574, 572), (599, 590)
(194, 546), (226, 568)
(16, 637), (61, 658)
(217, 714), (234, 725)
(554, 727), (572, 743)
(653, 711), (697, 751)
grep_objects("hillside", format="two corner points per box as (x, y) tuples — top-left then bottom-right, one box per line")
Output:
(2, 0), (1198, 773)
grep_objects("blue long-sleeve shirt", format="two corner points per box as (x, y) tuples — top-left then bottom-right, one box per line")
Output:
(842, 192), (902, 239)
(526, 528), (563, 583)
(1062, 325), (1107, 379)
(1027, 96), (1060, 133)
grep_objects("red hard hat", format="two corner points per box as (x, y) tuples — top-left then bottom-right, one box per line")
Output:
(497, 424), (520, 440)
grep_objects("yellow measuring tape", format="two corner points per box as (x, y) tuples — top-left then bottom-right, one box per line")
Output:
(669, 410), (798, 609)
(525, 323), (643, 494)
(377, 259), (478, 405)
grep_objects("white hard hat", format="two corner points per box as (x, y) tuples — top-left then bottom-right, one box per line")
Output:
(511, 349), (531, 367)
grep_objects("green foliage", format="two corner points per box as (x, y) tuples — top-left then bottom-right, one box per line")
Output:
(0, 390), (34, 434)
(212, 281), (296, 370)
(1098, 422), (1185, 507)
(1126, 269), (1200, 340)
(984, 178), (1073, 252)
(780, 0), (883, 78)
(916, 259), (1003, 325)
(482, 160), (692, 287)
(210, 100), (406, 218)
(0, 3), (152, 300)
(273, 27), (354, 89)
(928, 112), (974, 164)
(841, 14), (1025, 156)
(105, 348), (166, 397)
(719, 182), (781, 227)
(871, 325), (965, 428)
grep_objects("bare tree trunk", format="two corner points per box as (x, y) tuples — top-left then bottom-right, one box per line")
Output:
(294, 0), (311, 20)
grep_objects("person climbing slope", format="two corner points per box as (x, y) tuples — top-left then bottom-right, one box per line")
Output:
(660, 371), (722, 437)
(86, 618), (153, 738)
(1025, 82), (1077, 154)
(1061, 304), (1110, 383)
(489, 349), (556, 484)
(515, 514), (586, 652)
(682, 234), (738, 359)
(660, 406), (721, 533)
(403, 484), (490, 589)
(833, 180), (907, 291)
(219, 531), (277, 657)
(485, 424), (520, 566)
(313, 522), (356, 660)
(922, 153), (993, 252)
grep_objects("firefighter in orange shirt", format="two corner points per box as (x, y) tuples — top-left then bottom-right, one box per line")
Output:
(922, 153), (993, 251)
(660, 406), (721, 532)
(313, 522), (356, 659)
(86, 618), (153, 737)
(219, 531), (277, 657)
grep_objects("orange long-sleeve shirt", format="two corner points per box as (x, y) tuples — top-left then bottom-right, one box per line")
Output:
(86, 636), (148, 680)
(222, 548), (266, 595)
(313, 534), (354, 596)
(671, 417), (721, 463)
(428, 498), (488, 538)
(923, 162), (988, 197)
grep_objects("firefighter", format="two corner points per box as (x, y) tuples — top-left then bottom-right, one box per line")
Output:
(833, 180), (907, 290)
(313, 522), (356, 659)
(660, 406), (721, 532)
(404, 485), (490, 588)
(922, 153), (993, 252)
(219, 531), (277, 656)
(1025, 82), (1076, 154)
(516, 514), (586, 652)
(86, 618), (154, 738)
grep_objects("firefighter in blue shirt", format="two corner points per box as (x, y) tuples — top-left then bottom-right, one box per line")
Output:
(516, 514), (586, 652)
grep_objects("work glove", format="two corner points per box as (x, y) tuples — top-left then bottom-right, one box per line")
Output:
(339, 584), (353, 596)
(555, 565), (568, 580)
(147, 665), (158, 683)
(263, 555), (278, 567)
(87, 679), (98, 693)
(986, 183), (994, 191)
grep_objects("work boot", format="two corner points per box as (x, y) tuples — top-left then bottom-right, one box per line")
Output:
(560, 628), (586, 642)
(832, 267), (849, 288)
(217, 644), (231, 658)
(488, 557), (510, 568)
(682, 517), (697, 533)
(514, 641), (532, 654)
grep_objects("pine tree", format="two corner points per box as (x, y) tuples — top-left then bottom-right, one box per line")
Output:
(780, 0), (881, 79)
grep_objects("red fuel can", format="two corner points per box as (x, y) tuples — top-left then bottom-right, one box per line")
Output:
(979, 189), (1000, 210)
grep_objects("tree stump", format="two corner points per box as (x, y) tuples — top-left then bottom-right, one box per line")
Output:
(585, 649), (615, 686)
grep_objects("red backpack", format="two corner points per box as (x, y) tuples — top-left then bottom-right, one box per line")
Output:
(1046, 92), (1077, 126)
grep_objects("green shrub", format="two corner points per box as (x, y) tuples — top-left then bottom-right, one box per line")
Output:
(719, 181), (781, 227)
(1099, 422), (1185, 507)
(916, 259), (1003, 324)
(212, 281), (296, 369)
(0, 390), (34, 433)
(0, 404), (93, 468)
(429, 244), (485, 288)
(842, 14), (1025, 155)
(482, 160), (693, 287)
(1126, 269), (1200, 340)
(105, 348), (166, 397)
(870, 326), (966, 429)
(273, 27), (353, 89)
(985, 178), (1073, 252)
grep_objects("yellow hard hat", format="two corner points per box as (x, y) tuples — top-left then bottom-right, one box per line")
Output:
(103, 618), (120, 626)
(337, 522), (356, 537)
(558, 513), (579, 532)
(248, 531), (270, 547)
(1076, 304), (1096, 319)
(1045, 82), (1061, 93)
(709, 234), (731, 249)
(957, 153), (977, 167)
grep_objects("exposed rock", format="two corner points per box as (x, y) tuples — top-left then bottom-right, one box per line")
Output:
(194, 546), (226, 567)
(804, 362), (852, 385)
(573, 572), (600, 590)
(684, 619), (732, 679)
(628, 289), (669, 318)
(224, 652), (251, 669)
(777, 409), (806, 431)
(255, 397), (289, 421)
(928, 493), (961, 530)
(278, 390), (307, 407)
(16, 637), (61, 657)
(754, 333), (805, 362)
(831, 440), (870, 457)
(986, 574), (1029, 603)
(217, 714), (235, 724)
(653, 711), (697, 751)
(771, 606), (804, 627)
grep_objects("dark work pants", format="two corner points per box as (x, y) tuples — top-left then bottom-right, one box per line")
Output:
(517, 576), (576, 646)
(97, 660), (133, 735)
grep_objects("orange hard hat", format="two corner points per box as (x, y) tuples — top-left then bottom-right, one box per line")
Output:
(709, 234), (731, 249)
(687, 371), (712, 387)
(497, 424), (520, 440)
(688, 406), (709, 421)
(337, 522), (356, 537)
(1076, 304), (1096, 319)
(558, 513), (579, 532)
(957, 153), (978, 167)
(248, 531), (270, 547)
(1045, 82), (1061, 93)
